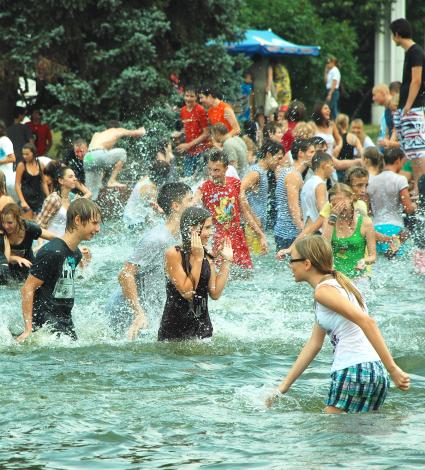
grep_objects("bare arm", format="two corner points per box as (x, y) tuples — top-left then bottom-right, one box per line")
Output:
(0, 153), (16, 165)
(400, 187), (416, 214)
(40, 229), (57, 241)
(273, 324), (326, 396)
(404, 66), (422, 113)
(74, 181), (92, 199)
(315, 286), (410, 390)
(285, 172), (303, 230)
(266, 65), (273, 92)
(362, 217), (377, 265)
(332, 157), (362, 171)
(315, 183), (327, 214)
(223, 108), (240, 138)
(16, 274), (44, 342)
(14, 162), (29, 209)
(117, 127), (146, 139)
(2, 234), (10, 261)
(177, 127), (209, 153)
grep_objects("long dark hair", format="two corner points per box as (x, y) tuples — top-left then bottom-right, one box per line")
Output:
(312, 102), (330, 128)
(44, 161), (71, 195)
(179, 206), (212, 273)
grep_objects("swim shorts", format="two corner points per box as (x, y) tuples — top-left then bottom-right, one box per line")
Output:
(326, 361), (389, 413)
(393, 107), (425, 160)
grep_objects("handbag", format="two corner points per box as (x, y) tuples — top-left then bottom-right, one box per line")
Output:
(264, 91), (278, 115)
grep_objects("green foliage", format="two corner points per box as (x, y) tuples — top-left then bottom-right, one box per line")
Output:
(0, 0), (243, 172)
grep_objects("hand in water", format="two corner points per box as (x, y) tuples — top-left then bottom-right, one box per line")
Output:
(355, 258), (366, 271)
(220, 237), (233, 262)
(265, 389), (282, 408)
(390, 365), (410, 391)
(191, 231), (204, 261)
(260, 234), (268, 255)
(276, 248), (290, 260)
(127, 309), (148, 340)
(16, 330), (31, 343)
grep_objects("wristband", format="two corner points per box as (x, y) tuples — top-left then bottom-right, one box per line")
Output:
(328, 213), (338, 225)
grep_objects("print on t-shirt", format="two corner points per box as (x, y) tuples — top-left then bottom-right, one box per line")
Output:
(52, 256), (77, 299)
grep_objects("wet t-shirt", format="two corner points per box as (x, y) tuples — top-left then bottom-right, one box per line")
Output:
(30, 238), (82, 320)
(399, 43), (425, 109)
(10, 221), (42, 262)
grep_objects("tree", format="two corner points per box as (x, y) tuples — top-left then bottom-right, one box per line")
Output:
(0, 0), (244, 155)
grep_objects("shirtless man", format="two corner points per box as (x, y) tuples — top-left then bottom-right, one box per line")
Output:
(84, 122), (146, 200)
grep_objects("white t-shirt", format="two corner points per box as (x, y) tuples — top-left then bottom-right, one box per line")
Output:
(225, 164), (239, 179)
(367, 170), (408, 227)
(326, 66), (341, 90)
(0, 135), (16, 198)
(315, 278), (380, 372)
(300, 174), (326, 224)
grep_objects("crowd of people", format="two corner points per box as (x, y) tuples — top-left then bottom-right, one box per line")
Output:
(1, 17), (424, 413)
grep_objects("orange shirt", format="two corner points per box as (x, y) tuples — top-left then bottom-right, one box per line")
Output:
(207, 101), (233, 133)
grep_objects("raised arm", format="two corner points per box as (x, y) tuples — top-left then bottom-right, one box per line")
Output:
(208, 237), (233, 300)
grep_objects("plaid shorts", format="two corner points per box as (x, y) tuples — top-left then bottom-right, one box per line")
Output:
(393, 107), (425, 160)
(326, 361), (390, 413)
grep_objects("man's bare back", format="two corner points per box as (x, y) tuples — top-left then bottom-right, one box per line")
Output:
(89, 127), (146, 150)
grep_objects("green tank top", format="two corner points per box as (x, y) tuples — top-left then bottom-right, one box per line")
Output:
(331, 214), (366, 277)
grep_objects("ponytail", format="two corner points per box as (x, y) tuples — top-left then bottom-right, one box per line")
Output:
(333, 270), (365, 311)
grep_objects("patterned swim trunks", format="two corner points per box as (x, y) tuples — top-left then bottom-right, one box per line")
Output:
(393, 107), (425, 160)
(326, 361), (390, 413)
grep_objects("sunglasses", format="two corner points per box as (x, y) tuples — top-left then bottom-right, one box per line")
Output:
(288, 258), (306, 264)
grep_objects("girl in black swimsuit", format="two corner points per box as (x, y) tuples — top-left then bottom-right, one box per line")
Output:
(158, 207), (233, 341)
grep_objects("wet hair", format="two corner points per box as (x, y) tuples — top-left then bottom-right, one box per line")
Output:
(335, 113), (350, 133)
(148, 160), (171, 186)
(1, 203), (25, 233)
(22, 143), (38, 161)
(0, 120), (6, 137)
(285, 100), (306, 123)
(291, 138), (314, 160)
(44, 161), (72, 194)
(384, 147), (405, 165)
(311, 136), (327, 149)
(295, 235), (365, 310)
(157, 182), (191, 216)
(257, 139), (283, 160)
(199, 87), (220, 99)
(389, 81), (402, 94)
(66, 198), (102, 232)
(311, 102), (330, 127)
(0, 170), (7, 196)
(328, 182), (354, 201)
(345, 166), (369, 186)
(311, 151), (332, 171)
(363, 147), (384, 172)
(390, 18), (412, 39)
(263, 121), (284, 139)
(207, 148), (229, 166)
(210, 123), (228, 137)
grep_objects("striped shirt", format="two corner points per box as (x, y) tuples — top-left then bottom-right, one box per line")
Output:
(246, 163), (268, 228)
(274, 166), (301, 240)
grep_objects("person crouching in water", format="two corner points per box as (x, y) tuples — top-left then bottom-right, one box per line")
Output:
(267, 234), (409, 412)
(158, 207), (233, 341)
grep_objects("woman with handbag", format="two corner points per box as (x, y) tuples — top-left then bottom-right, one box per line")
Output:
(158, 207), (233, 341)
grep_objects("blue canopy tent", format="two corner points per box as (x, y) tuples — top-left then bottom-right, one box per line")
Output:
(225, 29), (320, 57)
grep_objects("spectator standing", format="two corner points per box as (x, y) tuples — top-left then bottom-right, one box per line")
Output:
(26, 109), (52, 156)
(390, 18), (425, 187)
(6, 107), (33, 169)
(324, 56), (341, 120)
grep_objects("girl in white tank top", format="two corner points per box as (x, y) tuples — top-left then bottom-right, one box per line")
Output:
(266, 234), (410, 413)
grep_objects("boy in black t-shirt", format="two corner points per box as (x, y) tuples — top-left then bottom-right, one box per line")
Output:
(17, 199), (101, 342)
(390, 18), (425, 187)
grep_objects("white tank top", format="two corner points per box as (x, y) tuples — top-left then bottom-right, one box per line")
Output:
(316, 131), (335, 156)
(300, 175), (325, 224)
(315, 278), (380, 372)
(48, 205), (67, 236)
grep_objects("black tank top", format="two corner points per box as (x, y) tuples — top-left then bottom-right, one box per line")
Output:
(339, 132), (355, 161)
(158, 247), (212, 341)
(22, 160), (45, 212)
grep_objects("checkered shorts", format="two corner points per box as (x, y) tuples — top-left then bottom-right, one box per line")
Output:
(326, 361), (390, 413)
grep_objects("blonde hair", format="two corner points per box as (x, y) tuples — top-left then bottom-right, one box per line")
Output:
(328, 182), (354, 200)
(0, 170), (7, 196)
(293, 121), (315, 139)
(351, 118), (366, 144)
(335, 113), (349, 134)
(295, 235), (365, 310)
(372, 83), (390, 95)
